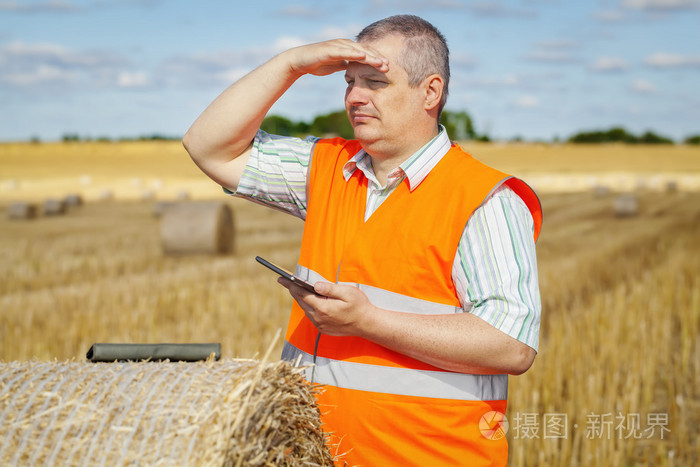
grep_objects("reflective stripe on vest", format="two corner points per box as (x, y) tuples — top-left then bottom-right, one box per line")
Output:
(295, 264), (473, 314)
(282, 341), (508, 401)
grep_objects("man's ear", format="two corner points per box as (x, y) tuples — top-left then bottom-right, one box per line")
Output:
(423, 74), (444, 112)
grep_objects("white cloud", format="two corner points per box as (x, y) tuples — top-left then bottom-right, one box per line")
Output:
(117, 71), (149, 88)
(315, 25), (364, 41)
(468, 1), (537, 17)
(0, 0), (80, 13)
(524, 50), (578, 63)
(366, 0), (464, 11)
(590, 57), (630, 72)
(469, 74), (520, 87)
(594, 10), (627, 21)
(631, 79), (656, 93)
(524, 39), (581, 64)
(451, 52), (477, 70)
(534, 39), (580, 50)
(644, 52), (700, 68)
(622, 0), (700, 11)
(514, 95), (540, 108)
(273, 4), (322, 19)
(0, 41), (128, 87)
(272, 36), (307, 53)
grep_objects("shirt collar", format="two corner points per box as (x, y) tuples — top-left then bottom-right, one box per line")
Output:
(343, 125), (452, 191)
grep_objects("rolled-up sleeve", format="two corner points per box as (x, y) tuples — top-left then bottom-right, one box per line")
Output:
(453, 186), (542, 351)
(229, 130), (320, 220)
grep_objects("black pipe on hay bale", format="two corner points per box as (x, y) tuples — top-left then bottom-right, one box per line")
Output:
(0, 359), (334, 466)
(613, 194), (638, 218)
(64, 193), (83, 208)
(7, 202), (38, 220)
(44, 198), (67, 216)
(160, 202), (234, 255)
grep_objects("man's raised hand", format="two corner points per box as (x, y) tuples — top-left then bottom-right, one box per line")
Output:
(286, 39), (389, 78)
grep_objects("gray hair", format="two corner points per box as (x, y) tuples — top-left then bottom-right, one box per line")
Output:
(357, 15), (450, 114)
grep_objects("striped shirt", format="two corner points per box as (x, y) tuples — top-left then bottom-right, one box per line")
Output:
(233, 127), (541, 351)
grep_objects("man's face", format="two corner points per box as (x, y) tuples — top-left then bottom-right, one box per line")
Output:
(344, 34), (427, 157)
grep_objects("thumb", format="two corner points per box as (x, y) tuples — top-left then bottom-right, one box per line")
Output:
(314, 281), (348, 299)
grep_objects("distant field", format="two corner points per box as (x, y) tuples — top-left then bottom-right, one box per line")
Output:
(1, 141), (699, 203)
(1, 141), (698, 465)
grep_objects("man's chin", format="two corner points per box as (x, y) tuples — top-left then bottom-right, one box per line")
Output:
(352, 125), (379, 144)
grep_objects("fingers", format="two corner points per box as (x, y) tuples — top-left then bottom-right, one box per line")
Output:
(333, 39), (389, 71)
(289, 39), (389, 77)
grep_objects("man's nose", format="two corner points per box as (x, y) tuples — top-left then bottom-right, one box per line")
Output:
(345, 83), (368, 106)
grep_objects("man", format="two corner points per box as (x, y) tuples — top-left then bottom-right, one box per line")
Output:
(184, 15), (542, 466)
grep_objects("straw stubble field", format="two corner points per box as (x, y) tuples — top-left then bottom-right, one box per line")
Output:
(1, 141), (699, 465)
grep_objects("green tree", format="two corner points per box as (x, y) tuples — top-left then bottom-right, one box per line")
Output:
(260, 115), (298, 136)
(638, 131), (674, 144)
(308, 111), (354, 139)
(62, 133), (81, 142)
(569, 127), (637, 143)
(440, 110), (476, 140)
(684, 134), (700, 145)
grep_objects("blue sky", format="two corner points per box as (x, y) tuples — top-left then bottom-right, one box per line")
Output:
(1, 0), (699, 142)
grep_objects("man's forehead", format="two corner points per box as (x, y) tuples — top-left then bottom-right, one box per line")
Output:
(345, 61), (385, 76)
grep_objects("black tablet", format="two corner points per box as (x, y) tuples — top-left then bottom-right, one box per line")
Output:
(255, 256), (319, 294)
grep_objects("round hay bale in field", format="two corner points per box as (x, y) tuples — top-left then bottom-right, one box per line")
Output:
(665, 180), (678, 193)
(153, 200), (175, 217)
(7, 202), (38, 220)
(141, 189), (156, 201)
(64, 193), (83, 207)
(44, 198), (67, 216)
(160, 202), (234, 255)
(99, 189), (114, 201)
(0, 359), (334, 466)
(613, 194), (639, 218)
(593, 185), (611, 198)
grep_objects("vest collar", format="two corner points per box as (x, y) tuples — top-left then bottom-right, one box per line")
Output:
(342, 125), (452, 191)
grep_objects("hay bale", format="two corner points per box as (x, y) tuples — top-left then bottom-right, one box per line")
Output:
(593, 185), (611, 198)
(99, 189), (114, 201)
(64, 193), (83, 208)
(613, 194), (638, 218)
(7, 202), (38, 220)
(160, 202), (234, 255)
(141, 189), (156, 201)
(0, 359), (333, 466)
(665, 180), (678, 193)
(153, 201), (175, 217)
(44, 198), (67, 216)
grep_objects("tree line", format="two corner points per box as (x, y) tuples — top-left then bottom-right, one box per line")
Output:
(260, 111), (699, 145)
(44, 110), (700, 145)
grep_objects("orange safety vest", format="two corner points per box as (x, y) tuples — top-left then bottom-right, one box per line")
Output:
(282, 138), (542, 466)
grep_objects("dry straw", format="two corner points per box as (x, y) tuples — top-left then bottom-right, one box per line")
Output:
(0, 357), (334, 466)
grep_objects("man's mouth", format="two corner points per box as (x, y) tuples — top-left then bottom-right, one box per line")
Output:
(351, 112), (377, 125)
